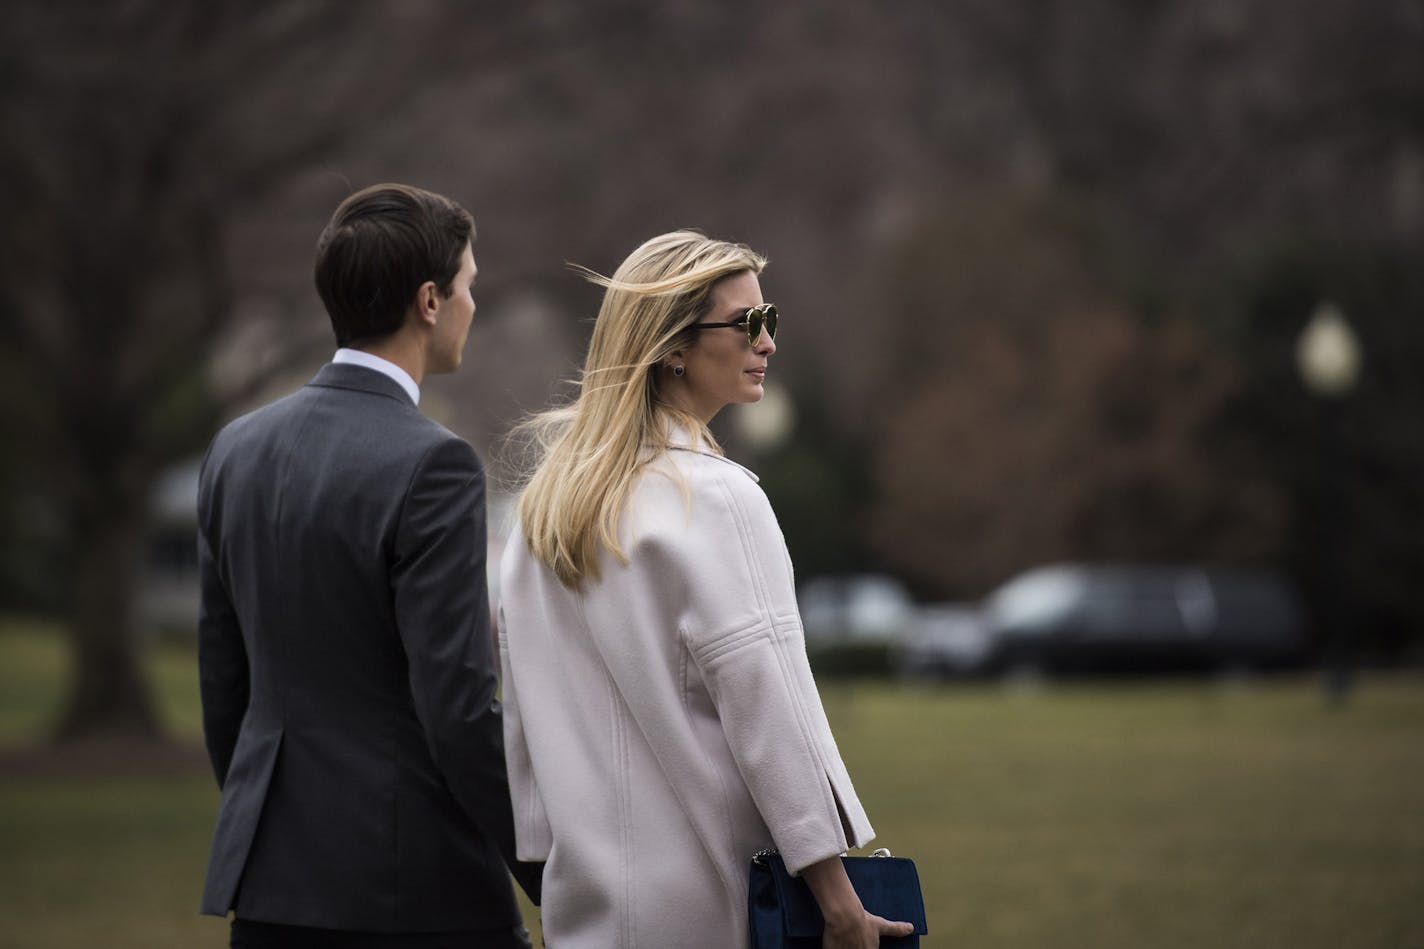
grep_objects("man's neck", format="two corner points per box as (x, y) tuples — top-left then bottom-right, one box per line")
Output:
(356, 333), (426, 387)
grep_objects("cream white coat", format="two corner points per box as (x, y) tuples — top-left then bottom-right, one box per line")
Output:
(499, 430), (875, 949)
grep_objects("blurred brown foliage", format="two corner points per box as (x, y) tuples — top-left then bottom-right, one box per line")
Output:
(867, 193), (1285, 596)
(0, 0), (1420, 737)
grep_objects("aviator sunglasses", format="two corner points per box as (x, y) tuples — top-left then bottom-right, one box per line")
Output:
(693, 303), (778, 347)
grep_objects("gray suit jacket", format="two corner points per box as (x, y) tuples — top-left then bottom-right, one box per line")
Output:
(197, 362), (541, 932)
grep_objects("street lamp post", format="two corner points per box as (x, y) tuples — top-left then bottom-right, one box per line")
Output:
(1294, 302), (1361, 706)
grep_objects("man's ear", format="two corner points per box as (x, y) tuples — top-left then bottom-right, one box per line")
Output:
(415, 280), (440, 327)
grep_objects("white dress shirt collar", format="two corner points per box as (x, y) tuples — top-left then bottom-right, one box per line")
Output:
(332, 348), (420, 406)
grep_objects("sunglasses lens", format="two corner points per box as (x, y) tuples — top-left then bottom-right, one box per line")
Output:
(746, 305), (777, 345)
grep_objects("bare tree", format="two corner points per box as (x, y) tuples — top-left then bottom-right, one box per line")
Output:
(0, 0), (636, 740)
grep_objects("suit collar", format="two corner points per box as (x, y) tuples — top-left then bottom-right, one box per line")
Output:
(308, 362), (417, 408)
(331, 348), (420, 405)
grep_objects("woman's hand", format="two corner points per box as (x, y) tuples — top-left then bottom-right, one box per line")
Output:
(822, 907), (917, 948)
(801, 854), (917, 948)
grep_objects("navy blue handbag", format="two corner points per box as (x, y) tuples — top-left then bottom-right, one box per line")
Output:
(748, 848), (928, 948)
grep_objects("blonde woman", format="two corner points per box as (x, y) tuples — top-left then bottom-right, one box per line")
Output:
(498, 232), (915, 948)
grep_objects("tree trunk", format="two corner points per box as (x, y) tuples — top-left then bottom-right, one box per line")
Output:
(54, 505), (162, 741)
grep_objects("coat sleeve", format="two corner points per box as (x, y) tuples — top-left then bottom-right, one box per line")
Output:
(197, 451), (249, 788)
(671, 467), (875, 874)
(391, 436), (543, 905)
(498, 605), (553, 862)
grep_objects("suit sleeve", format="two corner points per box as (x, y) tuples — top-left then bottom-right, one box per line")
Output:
(196, 456), (250, 788)
(391, 437), (543, 904)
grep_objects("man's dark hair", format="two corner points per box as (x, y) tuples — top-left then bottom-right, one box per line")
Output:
(314, 183), (475, 347)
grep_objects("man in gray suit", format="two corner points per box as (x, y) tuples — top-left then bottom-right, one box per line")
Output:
(197, 183), (540, 948)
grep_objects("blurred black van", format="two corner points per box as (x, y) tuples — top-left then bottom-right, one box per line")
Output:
(982, 564), (1308, 675)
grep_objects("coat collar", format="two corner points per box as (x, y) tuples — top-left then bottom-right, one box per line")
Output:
(307, 362), (417, 408)
(664, 420), (760, 483)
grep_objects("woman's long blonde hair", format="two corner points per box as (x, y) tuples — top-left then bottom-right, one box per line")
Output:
(512, 230), (767, 589)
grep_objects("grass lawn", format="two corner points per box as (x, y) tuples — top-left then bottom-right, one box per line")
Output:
(2, 618), (1422, 947)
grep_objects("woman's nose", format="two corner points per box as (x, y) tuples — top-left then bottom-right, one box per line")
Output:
(756, 332), (776, 356)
